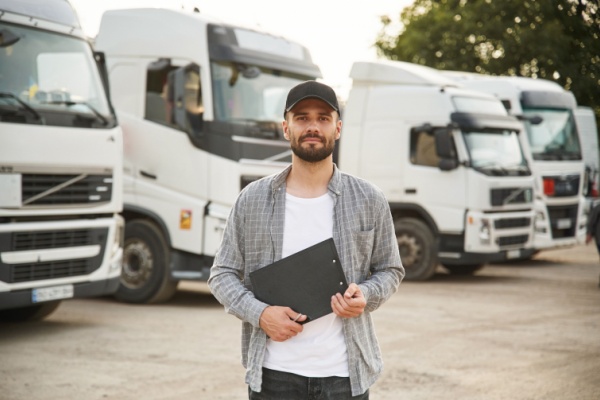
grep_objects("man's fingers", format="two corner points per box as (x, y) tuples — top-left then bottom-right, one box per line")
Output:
(344, 283), (359, 298)
(260, 306), (305, 341)
(291, 313), (306, 322)
(332, 287), (366, 318)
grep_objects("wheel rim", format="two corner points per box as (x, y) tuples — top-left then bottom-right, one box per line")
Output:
(397, 233), (422, 269)
(122, 239), (154, 289)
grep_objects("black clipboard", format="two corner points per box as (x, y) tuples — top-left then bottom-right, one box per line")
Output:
(250, 238), (349, 323)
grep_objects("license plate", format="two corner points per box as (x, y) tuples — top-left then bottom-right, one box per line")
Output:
(32, 284), (74, 303)
(557, 218), (572, 229)
(507, 249), (521, 259)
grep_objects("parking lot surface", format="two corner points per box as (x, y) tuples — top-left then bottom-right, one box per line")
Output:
(1, 244), (599, 399)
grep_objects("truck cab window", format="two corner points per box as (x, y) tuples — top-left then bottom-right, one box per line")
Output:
(145, 60), (203, 134)
(411, 130), (441, 167)
(145, 59), (175, 126)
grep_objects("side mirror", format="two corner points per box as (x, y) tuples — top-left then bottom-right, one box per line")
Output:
(0, 28), (20, 48)
(168, 67), (188, 131)
(434, 128), (458, 170)
(167, 63), (202, 134)
(517, 114), (543, 125)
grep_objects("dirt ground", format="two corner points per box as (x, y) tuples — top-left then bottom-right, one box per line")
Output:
(1, 244), (599, 400)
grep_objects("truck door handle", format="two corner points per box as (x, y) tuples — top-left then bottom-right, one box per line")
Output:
(405, 188), (417, 194)
(140, 170), (157, 180)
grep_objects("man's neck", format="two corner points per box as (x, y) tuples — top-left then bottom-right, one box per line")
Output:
(286, 157), (334, 198)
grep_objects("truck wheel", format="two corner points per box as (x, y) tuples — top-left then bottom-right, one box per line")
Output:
(0, 301), (61, 322)
(394, 217), (438, 281)
(117, 220), (178, 304)
(442, 264), (484, 275)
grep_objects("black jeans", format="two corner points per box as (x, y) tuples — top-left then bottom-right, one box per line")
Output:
(249, 368), (369, 400)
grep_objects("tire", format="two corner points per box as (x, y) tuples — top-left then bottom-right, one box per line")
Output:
(394, 217), (438, 281)
(0, 301), (61, 322)
(116, 219), (178, 304)
(442, 264), (484, 275)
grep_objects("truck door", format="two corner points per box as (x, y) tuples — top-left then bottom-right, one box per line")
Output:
(405, 127), (467, 232)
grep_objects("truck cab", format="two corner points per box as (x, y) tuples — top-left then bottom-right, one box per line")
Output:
(95, 8), (321, 302)
(340, 61), (536, 280)
(0, 0), (123, 320)
(446, 74), (588, 251)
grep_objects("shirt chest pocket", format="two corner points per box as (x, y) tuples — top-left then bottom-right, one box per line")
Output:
(347, 228), (375, 282)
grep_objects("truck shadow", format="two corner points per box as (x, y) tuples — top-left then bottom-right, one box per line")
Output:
(91, 290), (221, 309)
(425, 272), (523, 284)
(162, 288), (221, 308)
(488, 258), (565, 268)
(0, 316), (96, 341)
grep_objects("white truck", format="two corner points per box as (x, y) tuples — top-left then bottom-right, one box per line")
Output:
(0, 0), (123, 320)
(444, 74), (588, 251)
(95, 8), (321, 302)
(340, 61), (536, 280)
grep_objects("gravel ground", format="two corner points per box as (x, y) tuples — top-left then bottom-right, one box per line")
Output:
(1, 244), (599, 399)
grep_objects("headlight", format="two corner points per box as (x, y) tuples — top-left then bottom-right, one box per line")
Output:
(114, 214), (125, 250)
(534, 210), (547, 233)
(479, 219), (491, 244)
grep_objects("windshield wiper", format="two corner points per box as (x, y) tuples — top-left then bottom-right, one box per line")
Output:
(474, 161), (510, 176)
(0, 91), (45, 123)
(46, 100), (109, 126)
(504, 163), (531, 176)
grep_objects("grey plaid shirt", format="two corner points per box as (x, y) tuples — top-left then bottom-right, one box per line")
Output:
(208, 164), (404, 396)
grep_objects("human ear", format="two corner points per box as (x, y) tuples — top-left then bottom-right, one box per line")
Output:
(282, 120), (290, 140)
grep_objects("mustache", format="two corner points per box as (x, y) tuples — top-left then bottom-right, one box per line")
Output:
(299, 133), (324, 142)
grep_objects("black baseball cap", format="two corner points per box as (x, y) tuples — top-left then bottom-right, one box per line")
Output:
(284, 81), (340, 118)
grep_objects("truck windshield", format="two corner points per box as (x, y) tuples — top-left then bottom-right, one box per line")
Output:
(0, 22), (114, 128)
(464, 129), (530, 176)
(522, 108), (582, 161)
(211, 61), (311, 123)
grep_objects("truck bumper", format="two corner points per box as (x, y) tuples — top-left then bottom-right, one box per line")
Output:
(0, 275), (120, 311)
(532, 198), (587, 250)
(440, 248), (538, 266)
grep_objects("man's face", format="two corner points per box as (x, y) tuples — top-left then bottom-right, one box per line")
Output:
(283, 98), (341, 163)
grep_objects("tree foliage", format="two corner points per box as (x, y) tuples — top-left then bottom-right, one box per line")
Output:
(375, 0), (600, 119)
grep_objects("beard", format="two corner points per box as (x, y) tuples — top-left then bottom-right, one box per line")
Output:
(289, 131), (336, 163)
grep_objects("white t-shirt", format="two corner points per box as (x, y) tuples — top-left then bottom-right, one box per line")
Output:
(262, 192), (349, 377)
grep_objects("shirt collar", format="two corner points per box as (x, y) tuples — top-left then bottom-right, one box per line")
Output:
(271, 163), (343, 196)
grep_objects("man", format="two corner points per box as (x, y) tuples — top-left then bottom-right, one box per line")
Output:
(208, 81), (404, 399)
(585, 200), (600, 288)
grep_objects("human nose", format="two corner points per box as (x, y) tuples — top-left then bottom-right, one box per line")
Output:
(306, 118), (319, 132)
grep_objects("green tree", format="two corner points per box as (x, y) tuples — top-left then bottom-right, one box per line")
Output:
(375, 0), (600, 119)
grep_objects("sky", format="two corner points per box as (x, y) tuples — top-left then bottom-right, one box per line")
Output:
(69, 0), (414, 98)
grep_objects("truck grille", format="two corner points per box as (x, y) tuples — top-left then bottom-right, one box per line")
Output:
(496, 234), (529, 247)
(10, 259), (90, 283)
(0, 228), (108, 284)
(494, 218), (531, 229)
(22, 174), (113, 205)
(547, 204), (578, 238)
(13, 230), (92, 250)
(490, 187), (533, 206)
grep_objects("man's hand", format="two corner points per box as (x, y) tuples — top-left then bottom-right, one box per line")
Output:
(331, 283), (366, 318)
(586, 233), (593, 245)
(259, 306), (307, 342)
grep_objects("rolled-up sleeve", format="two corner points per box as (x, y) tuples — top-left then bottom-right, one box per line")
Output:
(360, 193), (404, 312)
(208, 192), (268, 328)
